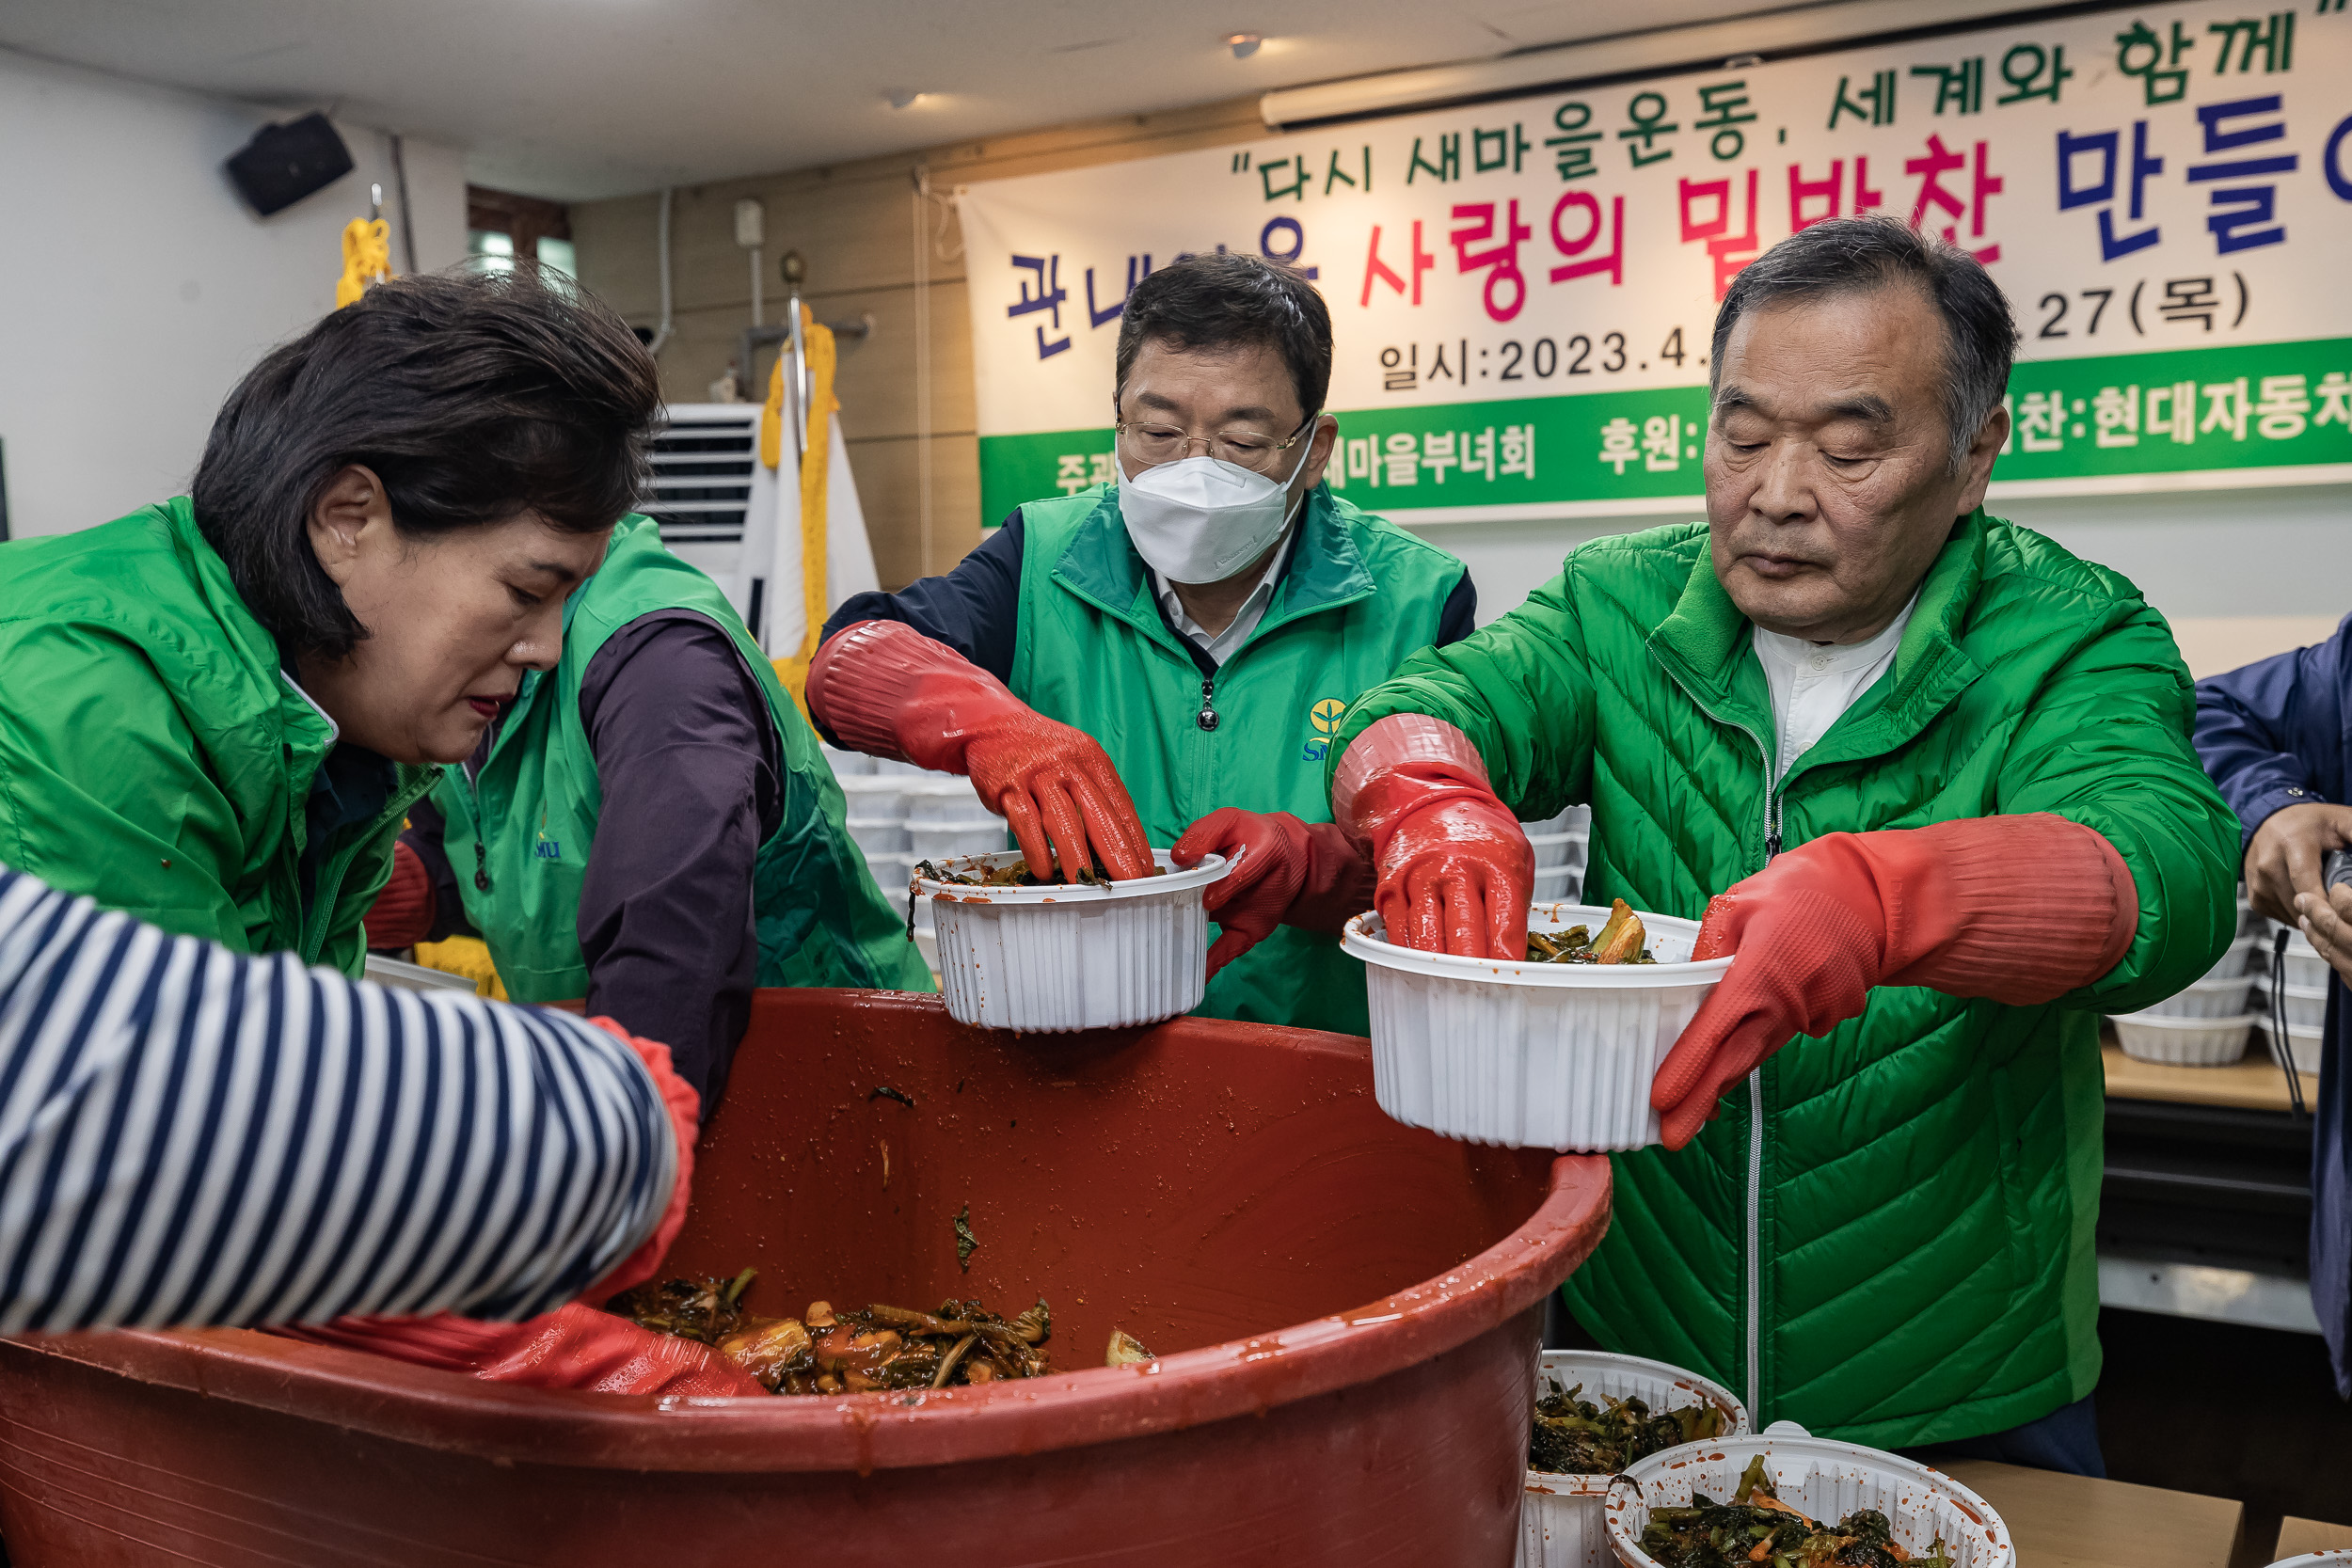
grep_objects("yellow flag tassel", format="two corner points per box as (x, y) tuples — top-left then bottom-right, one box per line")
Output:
(411, 935), (508, 1001)
(336, 215), (393, 309)
(764, 304), (838, 720)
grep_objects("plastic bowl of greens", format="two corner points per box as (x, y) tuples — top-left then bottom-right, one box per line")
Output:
(1602, 1433), (2014, 1568)
(912, 848), (1228, 1032)
(1343, 899), (1730, 1151)
(1521, 1350), (1748, 1568)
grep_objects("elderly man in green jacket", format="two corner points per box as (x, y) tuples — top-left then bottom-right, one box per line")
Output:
(1220, 216), (2240, 1469)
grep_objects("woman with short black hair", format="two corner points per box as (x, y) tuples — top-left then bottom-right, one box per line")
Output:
(0, 265), (660, 976)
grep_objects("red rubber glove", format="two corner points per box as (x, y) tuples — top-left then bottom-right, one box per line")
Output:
(1331, 714), (1533, 959)
(269, 1019), (755, 1395)
(364, 840), (437, 949)
(277, 1302), (766, 1397)
(809, 620), (1155, 883)
(1172, 808), (1376, 979)
(1653, 814), (2138, 1150)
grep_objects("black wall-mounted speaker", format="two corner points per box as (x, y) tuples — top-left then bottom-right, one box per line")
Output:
(225, 112), (354, 216)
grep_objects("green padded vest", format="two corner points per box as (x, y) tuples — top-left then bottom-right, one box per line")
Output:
(1010, 483), (1468, 1035)
(435, 515), (932, 1004)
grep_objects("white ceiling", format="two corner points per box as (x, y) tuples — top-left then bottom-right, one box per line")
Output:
(0, 0), (1850, 201)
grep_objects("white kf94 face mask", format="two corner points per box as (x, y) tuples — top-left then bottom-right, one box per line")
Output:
(1116, 433), (1316, 586)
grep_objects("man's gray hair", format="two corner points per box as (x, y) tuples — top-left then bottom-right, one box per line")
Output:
(1709, 215), (2018, 470)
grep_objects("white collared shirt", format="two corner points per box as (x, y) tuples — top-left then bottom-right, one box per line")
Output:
(1751, 594), (1918, 784)
(1151, 530), (1297, 667)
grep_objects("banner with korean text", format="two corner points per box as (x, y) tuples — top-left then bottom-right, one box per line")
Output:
(959, 1), (2352, 524)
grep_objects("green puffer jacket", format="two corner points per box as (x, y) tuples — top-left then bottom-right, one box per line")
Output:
(1329, 511), (2240, 1446)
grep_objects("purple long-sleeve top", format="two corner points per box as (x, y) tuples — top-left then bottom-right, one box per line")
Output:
(405, 610), (780, 1117)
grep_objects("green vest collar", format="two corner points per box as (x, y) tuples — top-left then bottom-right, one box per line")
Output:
(1048, 483), (1377, 656)
(1646, 510), (1991, 766)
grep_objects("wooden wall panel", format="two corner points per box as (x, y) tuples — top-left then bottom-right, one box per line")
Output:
(571, 96), (1265, 587)
(842, 434), (982, 589)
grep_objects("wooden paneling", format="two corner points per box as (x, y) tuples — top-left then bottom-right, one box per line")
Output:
(2102, 1042), (2299, 1115)
(1940, 1460), (2244, 1568)
(840, 434), (981, 589)
(570, 95), (1265, 580)
(820, 282), (975, 444)
(2273, 1516), (2352, 1560)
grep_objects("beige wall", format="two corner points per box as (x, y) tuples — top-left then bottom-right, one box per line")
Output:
(570, 98), (1265, 589)
(571, 94), (2352, 677)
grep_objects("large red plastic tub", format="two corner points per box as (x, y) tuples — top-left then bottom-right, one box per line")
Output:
(0, 990), (1610, 1567)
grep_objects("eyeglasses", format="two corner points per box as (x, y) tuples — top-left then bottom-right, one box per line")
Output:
(1114, 417), (1311, 475)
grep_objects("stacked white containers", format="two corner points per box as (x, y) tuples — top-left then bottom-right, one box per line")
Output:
(2112, 889), (2338, 1074)
(2107, 893), (2263, 1066)
(905, 776), (1009, 863)
(1519, 1350), (1747, 1568)
(824, 746), (995, 974)
(2253, 920), (2333, 1075)
(1523, 803), (1592, 905)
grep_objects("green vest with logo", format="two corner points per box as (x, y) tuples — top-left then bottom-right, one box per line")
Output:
(435, 515), (933, 1005)
(1010, 483), (1468, 1034)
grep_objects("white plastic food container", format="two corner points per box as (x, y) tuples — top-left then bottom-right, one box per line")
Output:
(916, 849), (1228, 1032)
(1519, 1351), (1748, 1568)
(2254, 981), (2330, 1029)
(2201, 934), (2260, 984)
(1343, 902), (1729, 1150)
(909, 820), (1009, 861)
(845, 816), (910, 854)
(2137, 974), (2257, 1020)
(821, 743), (875, 778)
(2110, 1010), (2251, 1067)
(835, 775), (909, 821)
(2258, 1020), (2325, 1076)
(2268, 1553), (2352, 1566)
(902, 775), (989, 823)
(1603, 1433), (2014, 1568)
(2274, 933), (2333, 991)
(1532, 865), (1582, 903)
(1527, 831), (1591, 871)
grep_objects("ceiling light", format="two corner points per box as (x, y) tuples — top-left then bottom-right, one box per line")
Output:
(884, 89), (930, 110)
(1225, 33), (1263, 60)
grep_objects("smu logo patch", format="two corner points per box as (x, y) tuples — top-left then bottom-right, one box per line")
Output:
(1300, 697), (1349, 763)
(534, 839), (563, 860)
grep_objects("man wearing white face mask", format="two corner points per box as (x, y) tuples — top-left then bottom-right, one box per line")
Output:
(809, 254), (1474, 1033)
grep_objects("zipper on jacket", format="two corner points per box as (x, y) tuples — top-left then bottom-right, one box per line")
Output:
(1746, 740), (1790, 1422)
(298, 768), (441, 965)
(1196, 675), (1219, 732)
(1655, 660), (1779, 1425)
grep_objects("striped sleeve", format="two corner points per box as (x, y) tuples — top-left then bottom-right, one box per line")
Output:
(0, 865), (676, 1333)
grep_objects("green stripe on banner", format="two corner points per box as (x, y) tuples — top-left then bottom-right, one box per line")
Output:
(978, 336), (2352, 524)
